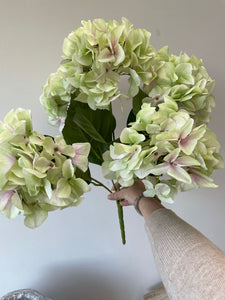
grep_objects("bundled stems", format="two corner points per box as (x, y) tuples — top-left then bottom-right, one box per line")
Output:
(112, 180), (126, 244)
(110, 103), (125, 244)
(91, 103), (126, 244)
(91, 177), (126, 245)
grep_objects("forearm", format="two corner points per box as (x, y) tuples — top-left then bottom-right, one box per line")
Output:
(145, 208), (225, 299)
(138, 196), (164, 220)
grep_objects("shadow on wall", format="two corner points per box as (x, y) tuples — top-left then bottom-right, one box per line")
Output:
(36, 260), (136, 300)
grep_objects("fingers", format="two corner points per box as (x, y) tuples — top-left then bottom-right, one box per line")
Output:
(107, 190), (124, 201)
(107, 193), (130, 206)
(120, 200), (130, 206)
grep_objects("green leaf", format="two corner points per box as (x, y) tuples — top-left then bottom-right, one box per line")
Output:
(132, 88), (148, 115)
(126, 109), (136, 127)
(73, 112), (106, 144)
(75, 167), (91, 184)
(63, 100), (116, 165)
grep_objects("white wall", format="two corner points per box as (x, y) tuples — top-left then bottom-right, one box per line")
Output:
(0, 0), (224, 298)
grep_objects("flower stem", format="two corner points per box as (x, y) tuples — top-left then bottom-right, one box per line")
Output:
(109, 103), (125, 244)
(112, 180), (126, 245)
(90, 177), (112, 194)
(90, 177), (126, 245)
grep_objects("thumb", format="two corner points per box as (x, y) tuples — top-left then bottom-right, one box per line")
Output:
(108, 191), (123, 200)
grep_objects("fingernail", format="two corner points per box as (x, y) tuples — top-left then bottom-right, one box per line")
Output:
(107, 194), (112, 199)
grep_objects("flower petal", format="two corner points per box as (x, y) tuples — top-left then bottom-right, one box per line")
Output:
(167, 165), (191, 184)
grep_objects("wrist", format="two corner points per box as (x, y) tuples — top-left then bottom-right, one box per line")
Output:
(138, 196), (164, 220)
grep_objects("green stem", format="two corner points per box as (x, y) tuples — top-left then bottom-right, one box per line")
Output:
(112, 180), (126, 245)
(90, 177), (112, 194)
(109, 103), (125, 244)
(90, 177), (126, 244)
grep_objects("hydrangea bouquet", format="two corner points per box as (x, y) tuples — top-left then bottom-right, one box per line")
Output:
(0, 18), (223, 244)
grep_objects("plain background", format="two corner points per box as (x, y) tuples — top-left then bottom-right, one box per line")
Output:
(0, 0), (224, 299)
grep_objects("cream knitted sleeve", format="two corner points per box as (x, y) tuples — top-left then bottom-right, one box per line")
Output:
(145, 208), (225, 300)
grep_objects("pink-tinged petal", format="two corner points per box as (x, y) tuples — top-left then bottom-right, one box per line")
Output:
(0, 190), (14, 211)
(180, 118), (194, 139)
(72, 155), (88, 172)
(72, 143), (90, 172)
(179, 136), (198, 155)
(164, 148), (180, 163)
(49, 118), (65, 132)
(114, 44), (125, 66)
(0, 190), (20, 219)
(191, 124), (206, 140)
(98, 48), (115, 63)
(0, 153), (16, 189)
(180, 124), (206, 155)
(72, 143), (90, 157)
(175, 156), (201, 167)
(149, 162), (170, 176)
(167, 165), (191, 184)
(110, 24), (124, 46)
(190, 170), (218, 188)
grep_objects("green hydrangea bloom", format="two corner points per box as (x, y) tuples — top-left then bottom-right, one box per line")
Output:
(0, 109), (91, 228)
(102, 98), (223, 201)
(40, 68), (76, 131)
(40, 18), (155, 127)
(144, 46), (215, 124)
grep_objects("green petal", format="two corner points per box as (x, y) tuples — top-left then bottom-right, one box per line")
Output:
(24, 207), (48, 229)
(12, 192), (23, 210)
(0, 190), (20, 219)
(149, 163), (169, 175)
(175, 63), (194, 85)
(56, 178), (71, 198)
(143, 189), (156, 198)
(180, 118), (194, 139)
(164, 148), (180, 162)
(47, 167), (62, 185)
(155, 183), (170, 196)
(44, 179), (52, 199)
(24, 168), (47, 179)
(62, 145), (75, 157)
(62, 159), (74, 179)
(128, 69), (140, 98)
(70, 177), (91, 197)
(167, 165), (191, 184)
(0, 153), (16, 189)
(34, 157), (50, 173)
(157, 62), (178, 85)
(175, 156), (200, 167)
(179, 136), (198, 155)
(43, 137), (55, 155)
(120, 128), (145, 144)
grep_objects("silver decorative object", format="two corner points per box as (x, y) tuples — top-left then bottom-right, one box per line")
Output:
(0, 289), (52, 300)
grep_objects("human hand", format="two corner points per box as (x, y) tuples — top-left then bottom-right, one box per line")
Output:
(107, 180), (146, 206)
(107, 180), (164, 220)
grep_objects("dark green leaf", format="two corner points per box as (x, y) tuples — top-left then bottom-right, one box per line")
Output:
(75, 167), (91, 184)
(62, 100), (116, 165)
(132, 88), (148, 115)
(73, 112), (106, 143)
(126, 109), (136, 127)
